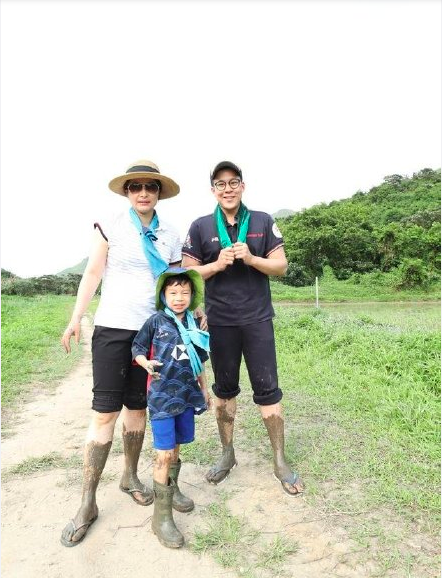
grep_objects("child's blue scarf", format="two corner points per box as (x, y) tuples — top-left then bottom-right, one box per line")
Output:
(129, 208), (169, 279)
(163, 306), (210, 379)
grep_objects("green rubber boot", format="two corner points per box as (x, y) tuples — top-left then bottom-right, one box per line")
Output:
(151, 479), (184, 549)
(169, 460), (195, 513)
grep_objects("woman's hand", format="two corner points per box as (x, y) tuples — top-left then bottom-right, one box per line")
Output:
(61, 320), (81, 353)
(201, 386), (212, 410)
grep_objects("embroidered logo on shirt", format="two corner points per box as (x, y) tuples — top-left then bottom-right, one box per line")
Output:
(211, 236), (219, 242)
(247, 233), (264, 238)
(183, 234), (192, 249)
(172, 344), (189, 361)
(272, 223), (283, 238)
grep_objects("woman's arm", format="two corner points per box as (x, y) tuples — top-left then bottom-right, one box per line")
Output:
(61, 229), (108, 353)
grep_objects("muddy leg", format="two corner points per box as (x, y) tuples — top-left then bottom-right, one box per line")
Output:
(261, 403), (304, 495)
(119, 408), (153, 505)
(206, 397), (238, 484)
(61, 410), (117, 545)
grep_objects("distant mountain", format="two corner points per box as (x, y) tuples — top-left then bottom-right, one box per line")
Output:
(272, 209), (295, 219)
(58, 258), (88, 276)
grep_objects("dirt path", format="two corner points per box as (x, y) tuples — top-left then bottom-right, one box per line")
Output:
(0, 319), (394, 578)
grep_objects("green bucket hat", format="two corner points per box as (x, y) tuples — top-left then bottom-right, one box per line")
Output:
(155, 268), (204, 312)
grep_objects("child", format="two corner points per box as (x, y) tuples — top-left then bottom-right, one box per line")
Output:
(131, 267), (211, 549)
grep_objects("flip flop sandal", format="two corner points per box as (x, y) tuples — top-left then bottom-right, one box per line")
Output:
(206, 460), (238, 485)
(273, 472), (304, 497)
(60, 516), (98, 548)
(119, 484), (154, 506)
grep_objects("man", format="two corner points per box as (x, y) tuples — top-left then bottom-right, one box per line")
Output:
(181, 160), (304, 496)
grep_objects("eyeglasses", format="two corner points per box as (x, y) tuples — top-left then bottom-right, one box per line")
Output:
(213, 178), (242, 192)
(127, 182), (160, 194)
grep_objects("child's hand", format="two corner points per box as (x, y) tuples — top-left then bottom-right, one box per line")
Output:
(146, 360), (163, 380)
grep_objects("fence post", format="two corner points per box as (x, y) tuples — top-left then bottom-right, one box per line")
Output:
(315, 276), (319, 308)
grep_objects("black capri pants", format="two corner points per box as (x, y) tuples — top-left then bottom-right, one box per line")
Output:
(91, 326), (147, 413)
(209, 320), (283, 406)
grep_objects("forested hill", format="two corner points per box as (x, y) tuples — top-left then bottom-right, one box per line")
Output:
(277, 168), (441, 286)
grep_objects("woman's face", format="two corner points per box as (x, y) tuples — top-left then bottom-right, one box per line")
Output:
(126, 178), (160, 216)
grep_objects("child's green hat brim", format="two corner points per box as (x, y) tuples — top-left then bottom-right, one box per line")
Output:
(155, 268), (204, 311)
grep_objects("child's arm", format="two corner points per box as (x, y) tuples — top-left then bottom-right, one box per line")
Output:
(197, 365), (212, 409)
(131, 318), (163, 380)
(134, 355), (163, 380)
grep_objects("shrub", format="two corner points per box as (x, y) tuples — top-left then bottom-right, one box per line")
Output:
(396, 259), (431, 290)
(1, 274), (83, 296)
(282, 263), (314, 287)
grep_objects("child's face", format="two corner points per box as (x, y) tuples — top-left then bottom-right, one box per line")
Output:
(164, 281), (192, 315)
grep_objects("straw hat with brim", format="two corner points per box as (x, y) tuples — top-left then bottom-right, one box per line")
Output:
(108, 159), (180, 200)
(155, 268), (204, 312)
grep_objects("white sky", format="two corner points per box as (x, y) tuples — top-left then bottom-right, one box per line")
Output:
(1, 0), (440, 278)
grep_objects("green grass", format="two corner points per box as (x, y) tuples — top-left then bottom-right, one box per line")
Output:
(1, 294), (440, 576)
(1, 295), (97, 407)
(271, 303), (440, 529)
(190, 493), (298, 577)
(235, 301), (441, 576)
(270, 275), (441, 303)
(2, 451), (82, 479)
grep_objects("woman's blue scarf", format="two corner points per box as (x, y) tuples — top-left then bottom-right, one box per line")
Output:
(163, 306), (210, 379)
(129, 208), (169, 279)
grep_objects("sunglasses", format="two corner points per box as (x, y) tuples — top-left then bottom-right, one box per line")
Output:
(127, 182), (160, 194)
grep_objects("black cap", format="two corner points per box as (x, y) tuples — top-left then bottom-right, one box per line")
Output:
(210, 161), (243, 185)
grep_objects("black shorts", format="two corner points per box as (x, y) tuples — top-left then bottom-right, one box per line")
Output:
(209, 320), (283, 406)
(91, 326), (147, 413)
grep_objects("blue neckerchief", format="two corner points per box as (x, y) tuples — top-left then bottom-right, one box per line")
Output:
(129, 208), (169, 279)
(163, 306), (210, 379)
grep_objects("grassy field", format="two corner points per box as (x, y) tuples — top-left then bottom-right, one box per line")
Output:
(182, 301), (441, 577)
(2, 294), (440, 576)
(270, 275), (441, 303)
(1, 295), (97, 409)
(272, 302), (440, 525)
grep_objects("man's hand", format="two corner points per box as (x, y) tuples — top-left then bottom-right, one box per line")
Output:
(194, 307), (208, 331)
(216, 247), (235, 271)
(233, 242), (254, 265)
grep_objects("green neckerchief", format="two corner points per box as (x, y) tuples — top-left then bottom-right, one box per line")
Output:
(214, 203), (250, 248)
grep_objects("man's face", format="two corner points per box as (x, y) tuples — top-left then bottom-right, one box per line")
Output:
(211, 169), (245, 213)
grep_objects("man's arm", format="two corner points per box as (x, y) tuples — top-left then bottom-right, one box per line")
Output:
(232, 244), (288, 277)
(182, 248), (235, 280)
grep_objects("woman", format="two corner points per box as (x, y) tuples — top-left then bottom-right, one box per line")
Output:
(60, 160), (182, 547)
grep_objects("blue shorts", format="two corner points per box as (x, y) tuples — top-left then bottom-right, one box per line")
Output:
(150, 408), (195, 450)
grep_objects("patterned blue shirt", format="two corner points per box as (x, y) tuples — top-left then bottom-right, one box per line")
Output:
(132, 311), (209, 420)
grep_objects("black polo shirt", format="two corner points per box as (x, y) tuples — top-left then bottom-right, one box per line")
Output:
(182, 210), (284, 326)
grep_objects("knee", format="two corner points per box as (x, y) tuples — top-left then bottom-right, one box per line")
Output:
(93, 410), (120, 428)
(155, 450), (174, 469)
(126, 408), (146, 419)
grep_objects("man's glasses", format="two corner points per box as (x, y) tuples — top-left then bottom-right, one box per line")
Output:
(213, 178), (242, 192)
(127, 182), (160, 194)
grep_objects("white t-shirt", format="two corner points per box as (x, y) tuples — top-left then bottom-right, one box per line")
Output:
(94, 210), (182, 331)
